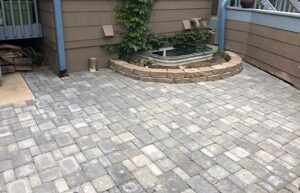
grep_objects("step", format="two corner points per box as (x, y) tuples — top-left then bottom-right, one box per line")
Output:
(14, 65), (33, 72)
(1, 65), (15, 74)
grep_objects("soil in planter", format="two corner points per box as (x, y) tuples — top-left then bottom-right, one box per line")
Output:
(134, 52), (230, 69)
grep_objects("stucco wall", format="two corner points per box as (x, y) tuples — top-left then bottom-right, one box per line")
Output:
(225, 17), (300, 89)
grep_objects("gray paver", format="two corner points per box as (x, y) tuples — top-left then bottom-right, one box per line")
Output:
(11, 150), (32, 168)
(263, 174), (287, 190)
(65, 171), (89, 188)
(207, 165), (230, 180)
(159, 171), (189, 193)
(235, 169), (258, 185)
(141, 144), (165, 161)
(214, 154), (241, 173)
(3, 169), (15, 183)
(34, 152), (56, 171)
(58, 156), (80, 175)
(133, 167), (157, 188)
(187, 175), (219, 193)
(98, 139), (117, 154)
(39, 166), (62, 183)
(7, 179), (32, 193)
(54, 133), (74, 147)
(120, 181), (141, 193)
(15, 163), (36, 178)
(76, 136), (96, 151)
(107, 164), (132, 185)
(31, 182), (56, 193)
(92, 175), (115, 192)
(34, 131), (53, 145)
(0, 147), (9, 161)
(0, 160), (12, 172)
(216, 179), (244, 193)
(0, 64), (300, 193)
(81, 160), (107, 179)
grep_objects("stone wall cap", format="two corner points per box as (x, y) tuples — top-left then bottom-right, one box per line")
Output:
(109, 51), (243, 84)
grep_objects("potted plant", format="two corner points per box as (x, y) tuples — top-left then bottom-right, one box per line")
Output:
(241, 0), (255, 8)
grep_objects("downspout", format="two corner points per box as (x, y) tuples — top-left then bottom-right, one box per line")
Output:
(218, 0), (230, 51)
(53, 0), (67, 77)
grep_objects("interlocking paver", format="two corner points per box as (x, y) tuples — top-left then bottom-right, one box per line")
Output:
(98, 139), (117, 153)
(131, 154), (152, 167)
(7, 179), (32, 193)
(54, 178), (69, 193)
(141, 144), (165, 161)
(207, 165), (230, 180)
(54, 133), (74, 147)
(120, 180), (141, 193)
(235, 169), (258, 185)
(159, 171), (189, 192)
(0, 64), (299, 192)
(187, 175), (219, 193)
(263, 174), (287, 190)
(3, 169), (15, 183)
(107, 164), (132, 185)
(65, 171), (89, 188)
(15, 163), (36, 178)
(245, 184), (268, 193)
(239, 158), (269, 178)
(11, 150), (32, 168)
(216, 179), (244, 193)
(92, 175), (115, 192)
(14, 128), (33, 142)
(133, 167), (157, 188)
(39, 166), (62, 183)
(34, 152), (56, 171)
(81, 182), (96, 193)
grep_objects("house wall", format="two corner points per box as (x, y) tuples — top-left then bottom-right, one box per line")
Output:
(38, 0), (59, 73)
(225, 10), (300, 89)
(211, 0), (219, 15)
(58, 0), (212, 72)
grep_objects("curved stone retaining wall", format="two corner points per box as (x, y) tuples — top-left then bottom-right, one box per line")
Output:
(109, 51), (243, 84)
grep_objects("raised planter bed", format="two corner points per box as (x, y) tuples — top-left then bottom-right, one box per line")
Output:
(139, 47), (213, 67)
(109, 51), (243, 84)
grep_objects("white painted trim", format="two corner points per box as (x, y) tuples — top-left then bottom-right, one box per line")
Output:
(226, 7), (300, 33)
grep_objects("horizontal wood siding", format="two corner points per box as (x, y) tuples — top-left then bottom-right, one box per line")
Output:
(225, 20), (300, 88)
(39, 0), (59, 73)
(61, 0), (212, 72)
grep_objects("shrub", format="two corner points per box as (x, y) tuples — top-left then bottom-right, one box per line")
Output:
(171, 29), (211, 55)
(103, 0), (211, 60)
(110, 0), (158, 60)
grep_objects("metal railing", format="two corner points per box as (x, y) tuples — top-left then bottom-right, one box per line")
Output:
(230, 0), (300, 12)
(256, 0), (277, 10)
(230, 0), (276, 10)
(275, 0), (300, 13)
(0, 0), (42, 40)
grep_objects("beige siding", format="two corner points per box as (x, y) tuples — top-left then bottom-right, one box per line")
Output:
(62, 0), (212, 72)
(225, 20), (300, 88)
(39, 0), (59, 73)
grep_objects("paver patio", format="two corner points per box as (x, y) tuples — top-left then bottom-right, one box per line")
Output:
(0, 63), (300, 193)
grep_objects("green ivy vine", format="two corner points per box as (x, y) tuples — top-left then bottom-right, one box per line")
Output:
(105, 0), (161, 60)
(104, 0), (211, 60)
